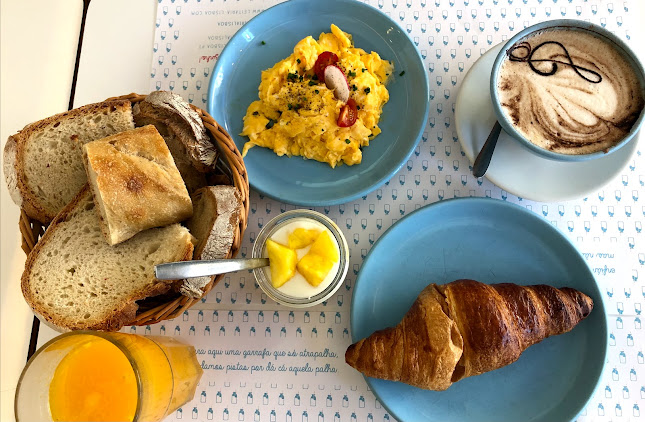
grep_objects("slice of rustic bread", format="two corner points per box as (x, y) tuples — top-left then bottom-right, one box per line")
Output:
(180, 185), (242, 298)
(21, 186), (194, 331)
(3, 100), (134, 223)
(186, 186), (242, 260)
(82, 125), (193, 245)
(133, 91), (218, 192)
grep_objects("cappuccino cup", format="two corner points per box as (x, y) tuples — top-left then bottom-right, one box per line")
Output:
(490, 20), (645, 161)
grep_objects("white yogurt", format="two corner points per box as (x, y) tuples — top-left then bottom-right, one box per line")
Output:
(262, 218), (341, 299)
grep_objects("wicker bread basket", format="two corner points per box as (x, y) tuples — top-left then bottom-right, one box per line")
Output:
(19, 92), (249, 326)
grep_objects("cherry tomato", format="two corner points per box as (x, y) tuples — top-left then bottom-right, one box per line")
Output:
(337, 99), (358, 127)
(313, 51), (339, 81)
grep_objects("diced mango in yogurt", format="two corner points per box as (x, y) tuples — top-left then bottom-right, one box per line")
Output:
(308, 231), (339, 263)
(297, 253), (334, 287)
(266, 239), (297, 288)
(288, 228), (321, 249)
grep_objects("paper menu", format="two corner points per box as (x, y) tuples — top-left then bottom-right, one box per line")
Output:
(128, 310), (378, 422)
(148, 0), (645, 420)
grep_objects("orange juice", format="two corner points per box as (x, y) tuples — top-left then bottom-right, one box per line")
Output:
(15, 332), (203, 422)
(114, 334), (203, 420)
(49, 338), (138, 422)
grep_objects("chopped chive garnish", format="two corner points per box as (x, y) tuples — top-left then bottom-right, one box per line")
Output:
(348, 70), (356, 77)
(265, 119), (276, 129)
(314, 89), (319, 94)
(252, 111), (259, 116)
(308, 80), (317, 86)
(399, 70), (406, 76)
(364, 87), (371, 94)
(345, 139), (351, 144)
(296, 58), (301, 64)
(352, 84), (358, 91)
(261, 41), (266, 45)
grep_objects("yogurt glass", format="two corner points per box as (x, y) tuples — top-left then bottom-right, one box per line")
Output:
(252, 210), (349, 307)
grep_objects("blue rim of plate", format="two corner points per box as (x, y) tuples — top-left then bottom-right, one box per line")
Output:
(207, 0), (429, 206)
(350, 197), (608, 422)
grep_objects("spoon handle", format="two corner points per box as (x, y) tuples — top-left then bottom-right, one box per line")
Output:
(472, 121), (502, 178)
(155, 258), (270, 280)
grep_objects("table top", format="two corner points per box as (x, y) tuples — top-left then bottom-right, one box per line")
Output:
(2, 1), (645, 421)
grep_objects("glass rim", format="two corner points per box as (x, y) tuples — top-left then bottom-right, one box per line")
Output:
(251, 209), (350, 307)
(14, 330), (174, 422)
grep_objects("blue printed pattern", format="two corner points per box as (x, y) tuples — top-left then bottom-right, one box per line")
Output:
(149, 0), (643, 420)
(128, 310), (386, 421)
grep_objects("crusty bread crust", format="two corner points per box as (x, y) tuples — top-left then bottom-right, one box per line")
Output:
(10, 100), (133, 223)
(21, 186), (194, 331)
(2, 135), (21, 206)
(180, 185), (242, 298)
(133, 91), (217, 173)
(82, 125), (193, 245)
(195, 186), (242, 260)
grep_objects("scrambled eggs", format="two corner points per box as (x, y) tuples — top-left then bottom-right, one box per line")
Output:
(241, 25), (393, 167)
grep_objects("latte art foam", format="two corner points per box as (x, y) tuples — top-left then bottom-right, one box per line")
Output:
(498, 28), (644, 155)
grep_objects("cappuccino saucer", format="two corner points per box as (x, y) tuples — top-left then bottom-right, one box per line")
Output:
(455, 44), (639, 202)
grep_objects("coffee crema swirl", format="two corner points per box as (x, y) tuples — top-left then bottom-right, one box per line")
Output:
(498, 28), (644, 155)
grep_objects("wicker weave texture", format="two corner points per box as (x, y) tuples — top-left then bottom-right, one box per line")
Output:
(18, 92), (249, 326)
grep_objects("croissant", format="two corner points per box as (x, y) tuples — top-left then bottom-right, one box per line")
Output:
(345, 279), (593, 390)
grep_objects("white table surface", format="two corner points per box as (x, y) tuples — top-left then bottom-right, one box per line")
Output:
(0, 1), (155, 420)
(2, 1), (645, 421)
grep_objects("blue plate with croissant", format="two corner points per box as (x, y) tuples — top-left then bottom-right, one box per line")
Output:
(348, 197), (607, 422)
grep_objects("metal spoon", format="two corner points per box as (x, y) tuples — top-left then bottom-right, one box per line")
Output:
(155, 258), (270, 280)
(472, 121), (502, 178)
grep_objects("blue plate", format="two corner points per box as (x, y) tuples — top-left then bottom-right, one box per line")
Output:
(208, 0), (429, 206)
(350, 198), (607, 422)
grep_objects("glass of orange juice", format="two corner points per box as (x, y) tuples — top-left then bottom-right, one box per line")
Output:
(15, 331), (203, 422)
